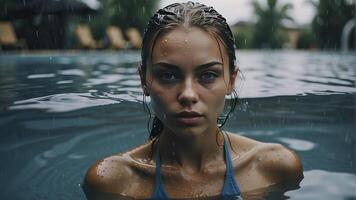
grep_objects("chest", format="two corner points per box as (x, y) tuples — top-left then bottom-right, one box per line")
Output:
(233, 159), (275, 192)
(125, 159), (271, 198)
(126, 169), (227, 198)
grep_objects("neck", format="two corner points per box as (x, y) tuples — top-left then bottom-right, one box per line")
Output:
(158, 126), (225, 173)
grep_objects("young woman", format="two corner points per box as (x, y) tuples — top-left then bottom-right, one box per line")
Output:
(83, 2), (303, 199)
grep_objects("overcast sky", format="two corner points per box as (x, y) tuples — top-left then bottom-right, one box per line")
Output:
(159, 0), (316, 25)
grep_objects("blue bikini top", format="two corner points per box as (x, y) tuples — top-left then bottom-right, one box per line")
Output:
(151, 138), (241, 199)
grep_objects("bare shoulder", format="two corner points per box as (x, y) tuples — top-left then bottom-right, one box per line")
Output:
(83, 142), (155, 199)
(83, 154), (132, 195)
(256, 142), (303, 183)
(226, 132), (303, 183)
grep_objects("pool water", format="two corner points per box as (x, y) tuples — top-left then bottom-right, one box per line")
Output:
(0, 50), (355, 199)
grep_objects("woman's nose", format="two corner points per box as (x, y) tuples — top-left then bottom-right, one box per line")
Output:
(178, 78), (198, 106)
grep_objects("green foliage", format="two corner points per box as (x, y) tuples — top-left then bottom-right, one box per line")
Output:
(251, 0), (294, 49)
(110, 0), (158, 31)
(297, 29), (317, 49)
(311, 0), (355, 49)
(76, 0), (159, 39)
(0, 0), (21, 18)
(0, 0), (159, 49)
(233, 29), (254, 49)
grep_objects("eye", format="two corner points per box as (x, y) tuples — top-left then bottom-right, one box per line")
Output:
(200, 71), (218, 82)
(158, 71), (178, 82)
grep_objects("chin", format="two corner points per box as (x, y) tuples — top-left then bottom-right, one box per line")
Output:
(169, 124), (209, 138)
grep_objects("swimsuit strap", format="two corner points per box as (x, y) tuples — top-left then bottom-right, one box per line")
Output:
(152, 144), (170, 199)
(221, 138), (241, 198)
(151, 137), (241, 199)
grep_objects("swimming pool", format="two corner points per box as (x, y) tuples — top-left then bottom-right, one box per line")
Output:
(0, 50), (355, 199)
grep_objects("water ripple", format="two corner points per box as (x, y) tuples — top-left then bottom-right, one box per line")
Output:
(27, 73), (56, 79)
(58, 69), (86, 76)
(84, 74), (125, 86)
(278, 137), (316, 151)
(9, 93), (120, 112)
(286, 170), (356, 199)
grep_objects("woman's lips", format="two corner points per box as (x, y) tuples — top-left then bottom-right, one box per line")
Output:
(174, 111), (203, 125)
(176, 116), (203, 125)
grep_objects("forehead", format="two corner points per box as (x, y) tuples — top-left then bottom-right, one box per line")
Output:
(151, 26), (227, 65)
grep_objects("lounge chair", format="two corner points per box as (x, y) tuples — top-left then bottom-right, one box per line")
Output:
(74, 24), (102, 49)
(0, 21), (27, 50)
(106, 26), (127, 49)
(125, 27), (142, 49)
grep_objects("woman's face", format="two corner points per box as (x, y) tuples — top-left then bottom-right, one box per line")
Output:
(143, 26), (237, 137)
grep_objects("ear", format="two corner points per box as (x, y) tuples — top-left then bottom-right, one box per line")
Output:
(138, 64), (150, 96)
(227, 67), (238, 94)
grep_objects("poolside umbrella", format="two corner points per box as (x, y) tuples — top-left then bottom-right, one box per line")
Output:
(0, 0), (101, 49)
(0, 0), (101, 20)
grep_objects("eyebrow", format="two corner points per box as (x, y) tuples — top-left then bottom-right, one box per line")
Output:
(153, 61), (223, 70)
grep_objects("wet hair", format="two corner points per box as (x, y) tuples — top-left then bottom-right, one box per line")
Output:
(141, 1), (238, 141)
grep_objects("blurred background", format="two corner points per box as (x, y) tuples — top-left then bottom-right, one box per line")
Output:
(0, 1), (355, 199)
(0, 0), (355, 51)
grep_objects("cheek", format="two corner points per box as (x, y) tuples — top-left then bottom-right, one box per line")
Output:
(213, 93), (226, 116)
(145, 73), (169, 113)
(203, 85), (228, 116)
(149, 84), (174, 115)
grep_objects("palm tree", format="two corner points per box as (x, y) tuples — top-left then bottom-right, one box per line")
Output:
(310, 0), (355, 49)
(251, 0), (294, 49)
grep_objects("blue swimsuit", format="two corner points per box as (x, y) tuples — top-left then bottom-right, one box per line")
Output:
(151, 139), (241, 199)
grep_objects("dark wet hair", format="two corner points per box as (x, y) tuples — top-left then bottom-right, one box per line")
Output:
(141, 1), (238, 140)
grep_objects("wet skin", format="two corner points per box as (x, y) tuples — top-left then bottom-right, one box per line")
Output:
(83, 27), (303, 199)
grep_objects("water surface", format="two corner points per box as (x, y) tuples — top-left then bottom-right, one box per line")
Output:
(0, 50), (355, 199)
